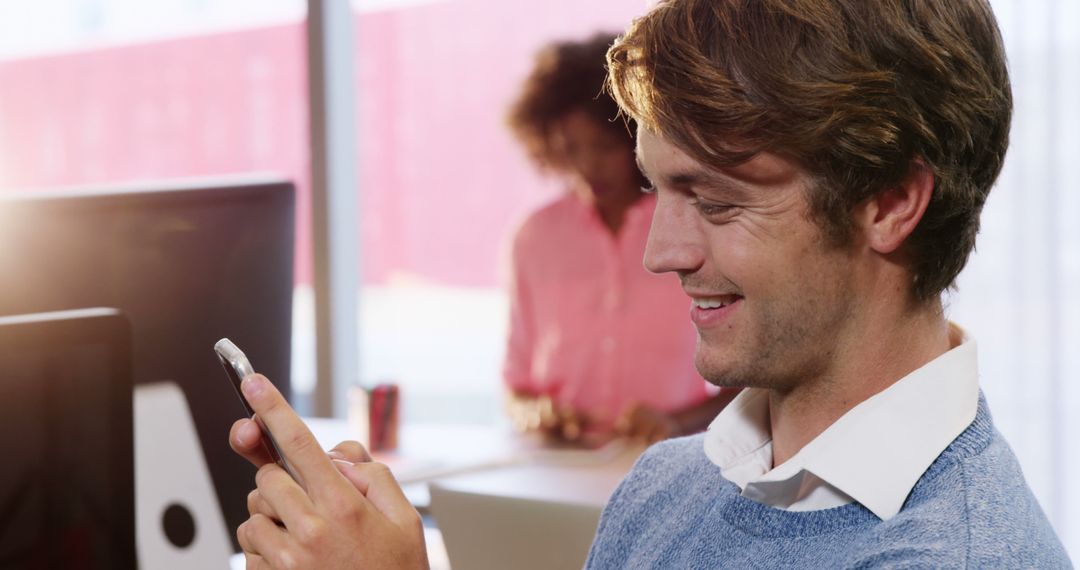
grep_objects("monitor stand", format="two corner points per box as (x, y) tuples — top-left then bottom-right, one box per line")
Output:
(135, 381), (232, 568)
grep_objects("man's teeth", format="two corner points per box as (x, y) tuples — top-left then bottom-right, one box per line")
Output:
(694, 298), (736, 309)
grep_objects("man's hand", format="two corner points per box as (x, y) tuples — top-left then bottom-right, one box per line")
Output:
(615, 404), (682, 445)
(227, 374), (428, 569)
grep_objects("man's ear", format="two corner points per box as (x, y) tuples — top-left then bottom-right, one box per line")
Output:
(857, 159), (934, 255)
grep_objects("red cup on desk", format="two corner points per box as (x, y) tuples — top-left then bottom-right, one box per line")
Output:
(369, 383), (399, 452)
(348, 383), (400, 452)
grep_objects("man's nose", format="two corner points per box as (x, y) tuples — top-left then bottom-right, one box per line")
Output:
(643, 192), (705, 275)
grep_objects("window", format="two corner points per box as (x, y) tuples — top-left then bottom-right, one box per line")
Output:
(351, 1), (649, 424)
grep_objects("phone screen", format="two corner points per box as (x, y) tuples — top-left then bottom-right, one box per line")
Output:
(214, 338), (297, 481)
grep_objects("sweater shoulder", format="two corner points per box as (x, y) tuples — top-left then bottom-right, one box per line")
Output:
(854, 428), (1070, 568)
(586, 435), (717, 568)
(955, 431), (1070, 567)
(637, 433), (707, 470)
(598, 435), (711, 511)
(616, 434), (713, 495)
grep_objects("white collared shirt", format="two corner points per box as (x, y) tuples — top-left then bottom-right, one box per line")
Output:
(702, 324), (979, 520)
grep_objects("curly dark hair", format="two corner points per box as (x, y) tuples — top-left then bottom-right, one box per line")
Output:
(508, 32), (635, 172)
(608, 0), (1013, 302)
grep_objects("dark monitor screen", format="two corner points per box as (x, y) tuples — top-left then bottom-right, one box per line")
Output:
(0, 178), (294, 549)
(0, 309), (136, 570)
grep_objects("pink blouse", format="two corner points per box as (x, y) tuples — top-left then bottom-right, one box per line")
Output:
(503, 193), (709, 429)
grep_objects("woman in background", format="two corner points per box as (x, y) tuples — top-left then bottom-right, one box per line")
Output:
(503, 33), (736, 444)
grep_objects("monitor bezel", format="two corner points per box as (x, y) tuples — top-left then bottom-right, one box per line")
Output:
(0, 308), (136, 570)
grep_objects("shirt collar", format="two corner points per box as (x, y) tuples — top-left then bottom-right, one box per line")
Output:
(703, 388), (773, 486)
(703, 323), (980, 520)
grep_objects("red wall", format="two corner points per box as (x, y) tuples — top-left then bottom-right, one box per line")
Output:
(0, 1), (645, 287)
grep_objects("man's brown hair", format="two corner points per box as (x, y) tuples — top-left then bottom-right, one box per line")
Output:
(508, 32), (632, 172)
(608, 0), (1013, 302)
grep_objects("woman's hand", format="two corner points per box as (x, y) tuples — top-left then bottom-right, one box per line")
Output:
(614, 404), (682, 444)
(507, 392), (592, 442)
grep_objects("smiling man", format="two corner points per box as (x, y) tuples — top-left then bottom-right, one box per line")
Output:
(584, 0), (1070, 567)
(229, 0), (1070, 568)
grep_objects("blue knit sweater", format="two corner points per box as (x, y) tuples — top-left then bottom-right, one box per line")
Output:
(586, 396), (1070, 568)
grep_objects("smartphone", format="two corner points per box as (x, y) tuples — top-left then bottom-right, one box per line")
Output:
(214, 338), (298, 481)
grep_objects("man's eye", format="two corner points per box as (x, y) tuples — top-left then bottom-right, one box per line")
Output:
(694, 200), (736, 219)
(640, 179), (657, 194)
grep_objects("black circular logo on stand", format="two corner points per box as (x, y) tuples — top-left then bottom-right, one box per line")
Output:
(162, 503), (197, 548)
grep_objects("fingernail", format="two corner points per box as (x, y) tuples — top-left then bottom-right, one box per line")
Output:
(236, 419), (258, 444)
(241, 375), (264, 398)
(331, 458), (355, 467)
(327, 450), (344, 460)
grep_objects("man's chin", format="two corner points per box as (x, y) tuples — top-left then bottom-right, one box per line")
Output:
(695, 349), (788, 390)
(694, 357), (749, 389)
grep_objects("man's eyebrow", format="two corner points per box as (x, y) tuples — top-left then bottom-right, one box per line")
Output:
(635, 156), (725, 187)
(666, 172), (714, 187)
(650, 167), (753, 201)
(635, 148), (757, 200)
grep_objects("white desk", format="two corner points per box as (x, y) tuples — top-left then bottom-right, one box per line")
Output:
(305, 420), (530, 506)
(304, 419), (524, 471)
(305, 419), (641, 503)
(428, 442), (640, 504)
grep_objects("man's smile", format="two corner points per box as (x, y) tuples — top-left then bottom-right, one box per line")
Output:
(689, 294), (743, 327)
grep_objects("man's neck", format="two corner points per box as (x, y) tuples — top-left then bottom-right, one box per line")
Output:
(767, 301), (954, 468)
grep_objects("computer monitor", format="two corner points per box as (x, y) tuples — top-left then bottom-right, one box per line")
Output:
(0, 177), (295, 549)
(0, 308), (136, 569)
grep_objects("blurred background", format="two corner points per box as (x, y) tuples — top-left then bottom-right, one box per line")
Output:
(0, 0), (1076, 559)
